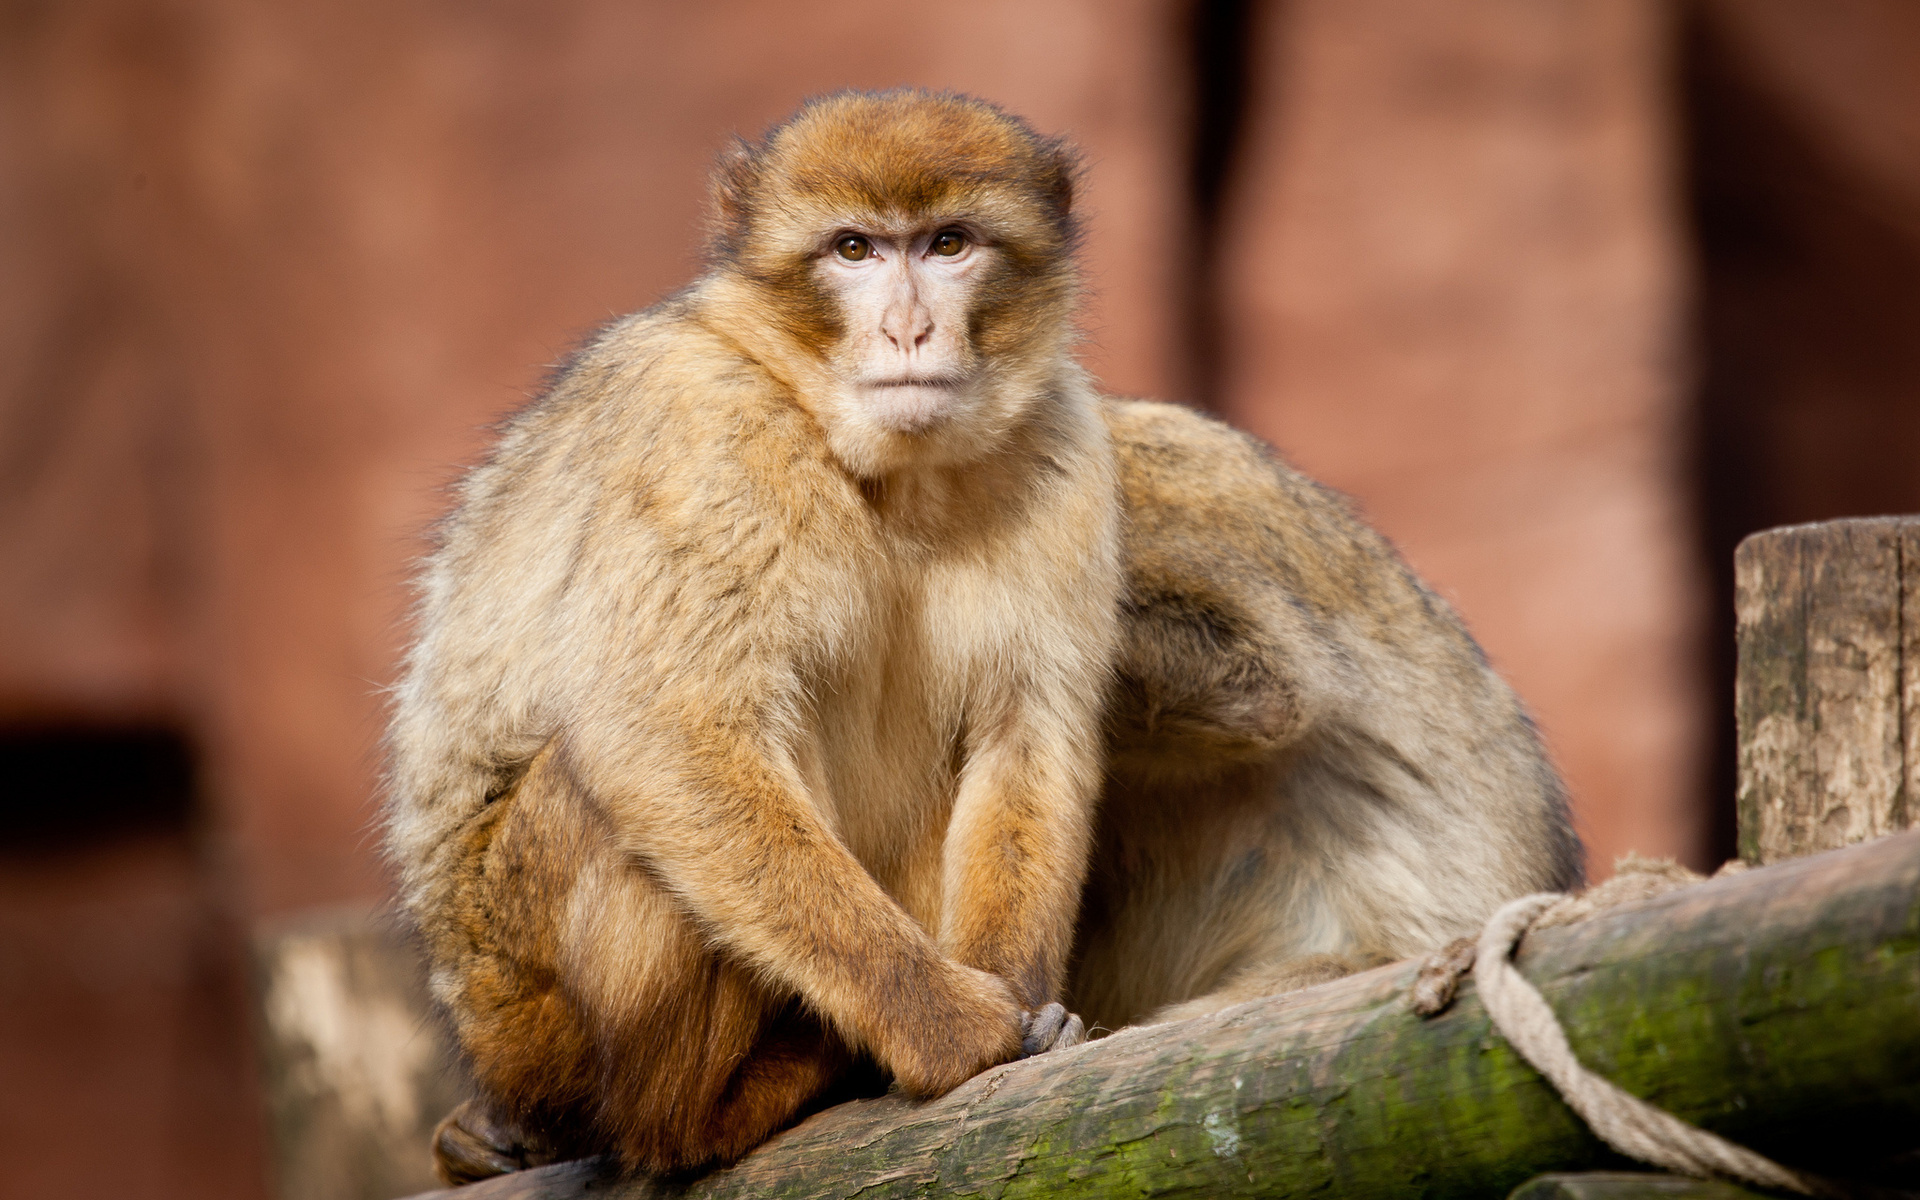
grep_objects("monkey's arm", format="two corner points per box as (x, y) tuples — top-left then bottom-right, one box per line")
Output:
(937, 697), (1100, 1011)
(558, 709), (1026, 1098)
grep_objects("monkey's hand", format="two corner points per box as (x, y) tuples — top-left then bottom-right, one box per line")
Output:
(884, 963), (1025, 1099)
(1019, 1001), (1087, 1056)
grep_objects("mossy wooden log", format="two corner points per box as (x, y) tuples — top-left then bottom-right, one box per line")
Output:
(1507, 1173), (1769, 1200)
(403, 830), (1920, 1200)
(1736, 516), (1920, 865)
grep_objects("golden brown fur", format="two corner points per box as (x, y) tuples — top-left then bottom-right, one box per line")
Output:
(386, 91), (1120, 1177)
(1067, 398), (1581, 1029)
(390, 90), (1581, 1184)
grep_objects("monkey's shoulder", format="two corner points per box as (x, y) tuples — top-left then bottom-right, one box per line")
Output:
(517, 306), (809, 459)
(462, 305), (857, 538)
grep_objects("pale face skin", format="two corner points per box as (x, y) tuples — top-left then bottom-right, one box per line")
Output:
(814, 224), (990, 438)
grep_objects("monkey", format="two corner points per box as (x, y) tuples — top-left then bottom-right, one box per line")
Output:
(391, 90), (1583, 1186)
(1064, 397), (1583, 1031)
(384, 90), (1121, 1181)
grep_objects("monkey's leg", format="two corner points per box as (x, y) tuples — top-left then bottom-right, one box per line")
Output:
(555, 732), (1024, 1101)
(689, 1003), (868, 1168)
(424, 754), (604, 1185)
(438, 748), (878, 1176)
(576, 956), (869, 1174)
(442, 922), (858, 1178)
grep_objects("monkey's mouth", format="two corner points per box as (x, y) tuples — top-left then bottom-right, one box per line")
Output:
(854, 377), (968, 434)
(865, 376), (964, 390)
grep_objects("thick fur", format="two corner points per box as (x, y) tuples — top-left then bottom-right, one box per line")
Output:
(385, 91), (1122, 1176)
(1067, 399), (1583, 1029)
(391, 90), (1582, 1182)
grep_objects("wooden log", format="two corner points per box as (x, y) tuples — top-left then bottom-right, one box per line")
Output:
(1507, 1173), (1768, 1200)
(255, 906), (465, 1200)
(399, 830), (1920, 1200)
(1735, 516), (1920, 864)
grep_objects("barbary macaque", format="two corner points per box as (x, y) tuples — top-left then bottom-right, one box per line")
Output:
(385, 89), (1581, 1185)
(389, 90), (1119, 1180)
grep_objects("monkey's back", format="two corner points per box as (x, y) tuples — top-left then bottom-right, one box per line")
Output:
(1071, 398), (1581, 1028)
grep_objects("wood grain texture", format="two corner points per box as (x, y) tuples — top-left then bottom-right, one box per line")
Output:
(1508, 1172), (1768, 1200)
(1906, 521), (1920, 847)
(396, 831), (1920, 1200)
(256, 906), (464, 1200)
(1735, 517), (1918, 863)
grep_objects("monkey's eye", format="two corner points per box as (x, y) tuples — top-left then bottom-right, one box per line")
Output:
(835, 236), (872, 262)
(931, 231), (967, 257)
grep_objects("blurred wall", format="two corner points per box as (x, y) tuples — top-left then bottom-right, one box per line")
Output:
(1687, 0), (1920, 851)
(6, 2), (1920, 1198)
(0, 4), (1193, 1198)
(1216, 0), (1705, 874)
(0, 0), (1195, 920)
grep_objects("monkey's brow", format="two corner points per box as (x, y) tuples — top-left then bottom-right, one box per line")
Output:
(819, 214), (988, 239)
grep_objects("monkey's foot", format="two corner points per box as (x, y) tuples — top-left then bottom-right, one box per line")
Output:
(431, 1100), (561, 1187)
(1020, 1001), (1086, 1057)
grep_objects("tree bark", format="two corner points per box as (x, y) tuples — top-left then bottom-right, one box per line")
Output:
(1508, 1173), (1768, 1200)
(1735, 516), (1920, 864)
(400, 830), (1920, 1200)
(257, 906), (464, 1200)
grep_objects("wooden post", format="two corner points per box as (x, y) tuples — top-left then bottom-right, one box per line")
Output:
(1734, 517), (1920, 864)
(255, 906), (466, 1200)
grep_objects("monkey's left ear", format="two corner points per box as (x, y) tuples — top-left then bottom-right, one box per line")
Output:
(1040, 140), (1081, 224)
(710, 139), (761, 255)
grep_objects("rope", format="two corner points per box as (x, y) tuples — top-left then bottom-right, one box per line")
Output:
(1412, 861), (1848, 1198)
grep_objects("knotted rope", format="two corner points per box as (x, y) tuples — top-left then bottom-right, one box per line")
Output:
(1411, 858), (1848, 1199)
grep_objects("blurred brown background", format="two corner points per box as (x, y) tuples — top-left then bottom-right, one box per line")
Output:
(2, 1), (1917, 1197)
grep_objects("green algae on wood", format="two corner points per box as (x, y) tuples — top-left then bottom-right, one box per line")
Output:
(404, 831), (1920, 1200)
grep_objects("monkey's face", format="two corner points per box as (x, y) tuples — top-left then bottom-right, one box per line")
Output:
(707, 90), (1083, 476)
(812, 221), (990, 439)
(787, 201), (1077, 476)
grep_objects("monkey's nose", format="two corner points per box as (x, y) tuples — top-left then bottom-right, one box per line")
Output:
(881, 307), (935, 352)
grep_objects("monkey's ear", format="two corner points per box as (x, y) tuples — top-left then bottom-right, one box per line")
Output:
(710, 139), (760, 254)
(1039, 139), (1081, 223)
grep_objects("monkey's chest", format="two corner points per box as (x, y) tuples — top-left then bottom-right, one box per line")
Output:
(798, 575), (1029, 931)
(799, 649), (962, 931)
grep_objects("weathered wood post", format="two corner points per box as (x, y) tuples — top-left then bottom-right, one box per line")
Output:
(1508, 525), (1920, 1200)
(256, 906), (465, 1200)
(1734, 516), (1920, 863)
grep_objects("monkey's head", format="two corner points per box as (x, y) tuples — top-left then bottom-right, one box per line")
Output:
(707, 90), (1083, 474)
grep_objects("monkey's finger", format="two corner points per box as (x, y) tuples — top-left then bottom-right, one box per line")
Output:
(1021, 1002), (1069, 1057)
(1051, 1012), (1086, 1051)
